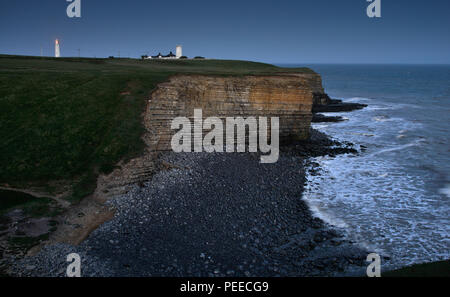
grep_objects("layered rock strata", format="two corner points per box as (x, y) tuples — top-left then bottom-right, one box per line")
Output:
(96, 73), (320, 197)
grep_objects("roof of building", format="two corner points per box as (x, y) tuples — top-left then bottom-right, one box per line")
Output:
(163, 51), (176, 57)
(149, 51), (176, 58)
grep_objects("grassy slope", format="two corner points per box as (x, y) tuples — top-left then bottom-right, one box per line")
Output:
(0, 55), (314, 203)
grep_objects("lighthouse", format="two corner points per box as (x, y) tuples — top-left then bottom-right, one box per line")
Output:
(55, 39), (60, 58)
(176, 45), (182, 59)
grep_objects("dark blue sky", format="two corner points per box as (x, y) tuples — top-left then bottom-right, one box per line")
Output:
(1, 0), (449, 63)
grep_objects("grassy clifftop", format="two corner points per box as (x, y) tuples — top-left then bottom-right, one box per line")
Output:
(0, 55), (314, 202)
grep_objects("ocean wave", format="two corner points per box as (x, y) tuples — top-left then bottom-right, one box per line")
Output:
(370, 139), (426, 156)
(303, 198), (349, 229)
(372, 115), (390, 122)
(350, 132), (375, 137)
(312, 124), (329, 129)
(439, 184), (450, 198)
(302, 150), (450, 270)
(338, 97), (372, 103)
(364, 105), (395, 111)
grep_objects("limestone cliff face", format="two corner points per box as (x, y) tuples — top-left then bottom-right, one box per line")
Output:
(145, 74), (315, 151)
(96, 73), (320, 198)
(263, 72), (331, 106)
(299, 73), (332, 106)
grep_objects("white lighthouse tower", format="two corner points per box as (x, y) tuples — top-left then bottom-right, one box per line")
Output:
(176, 45), (182, 59)
(55, 39), (60, 58)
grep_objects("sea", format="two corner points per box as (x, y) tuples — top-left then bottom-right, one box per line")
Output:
(280, 64), (450, 272)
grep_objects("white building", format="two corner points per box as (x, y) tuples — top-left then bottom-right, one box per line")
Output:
(143, 45), (183, 60)
(55, 39), (60, 58)
(176, 45), (182, 59)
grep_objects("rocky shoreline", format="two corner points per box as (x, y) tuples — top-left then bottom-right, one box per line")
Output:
(311, 98), (368, 123)
(312, 99), (367, 113)
(312, 113), (347, 123)
(9, 129), (368, 277)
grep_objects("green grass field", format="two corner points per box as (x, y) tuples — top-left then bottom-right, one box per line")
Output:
(0, 55), (313, 203)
